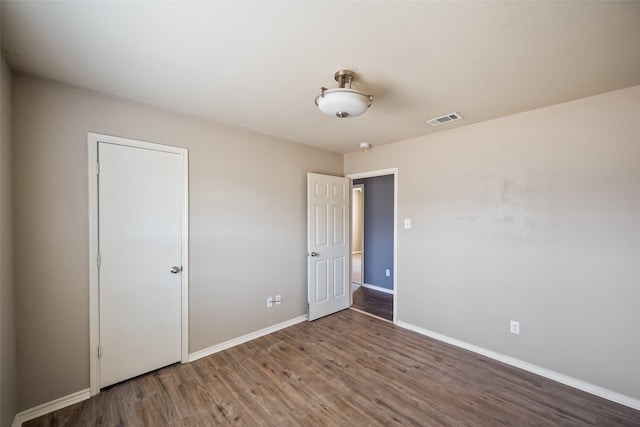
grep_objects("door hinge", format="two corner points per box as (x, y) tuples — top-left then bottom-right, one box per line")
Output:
(96, 162), (100, 175)
(97, 254), (101, 268)
(307, 302), (310, 318)
(98, 345), (103, 358)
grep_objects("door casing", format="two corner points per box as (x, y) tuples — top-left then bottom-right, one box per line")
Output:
(87, 132), (189, 395)
(351, 184), (364, 299)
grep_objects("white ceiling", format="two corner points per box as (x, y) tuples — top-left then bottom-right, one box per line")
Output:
(2, 1), (640, 154)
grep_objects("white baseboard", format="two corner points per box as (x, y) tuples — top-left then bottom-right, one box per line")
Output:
(361, 282), (395, 295)
(397, 321), (640, 411)
(12, 388), (90, 427)
(188, 315), (308, 362)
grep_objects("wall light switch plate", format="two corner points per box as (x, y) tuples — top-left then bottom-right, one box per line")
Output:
(404, 219), (411, 229)
(510, 320), (520, 335)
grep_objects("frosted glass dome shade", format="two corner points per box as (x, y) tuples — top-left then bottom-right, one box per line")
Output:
(315, 89), (373, 118)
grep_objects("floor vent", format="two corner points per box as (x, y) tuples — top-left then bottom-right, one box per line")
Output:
(425, 112), (463, 126)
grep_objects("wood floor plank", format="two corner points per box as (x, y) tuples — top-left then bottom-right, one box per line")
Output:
(24, 309), (640, 426)
(352, 286), (393, 321)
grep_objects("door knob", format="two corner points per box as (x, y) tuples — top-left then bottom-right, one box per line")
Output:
(308, 252), (319, 257)
(170, 266), (182, 273)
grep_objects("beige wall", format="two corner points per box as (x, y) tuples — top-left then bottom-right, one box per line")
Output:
(12, 75), (342, 410)
(345, 85), (640, 400)
(1, 55), (17, 427)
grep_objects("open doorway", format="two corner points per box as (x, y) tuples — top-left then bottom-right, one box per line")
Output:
(349, 172), (396, 322)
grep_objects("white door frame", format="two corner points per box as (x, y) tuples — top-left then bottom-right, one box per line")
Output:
(87, 132), (189, 396)
(351, 184), (364, 300)
(346, 168), (398, 324)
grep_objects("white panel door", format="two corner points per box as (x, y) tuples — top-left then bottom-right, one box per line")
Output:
(98, 142), (183, 388)
(308, 173), (350, 321)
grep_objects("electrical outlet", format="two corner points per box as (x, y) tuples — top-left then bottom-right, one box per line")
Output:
(267, 297), (273, 308)
(385, 269), (390, 277)
(510, 320), (520, 335)
(275, 294), (282, 305)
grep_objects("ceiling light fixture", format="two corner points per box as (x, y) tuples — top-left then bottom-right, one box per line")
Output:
(315, 70), (373, 118)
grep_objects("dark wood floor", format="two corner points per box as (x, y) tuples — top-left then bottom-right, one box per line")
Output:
(26, 310), (640, 426)
(352, 286), (393, 321)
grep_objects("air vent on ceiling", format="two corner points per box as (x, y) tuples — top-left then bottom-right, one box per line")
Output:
(425, 112), (463, 127)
